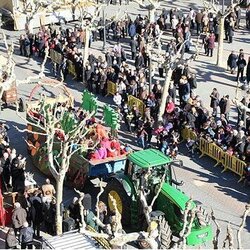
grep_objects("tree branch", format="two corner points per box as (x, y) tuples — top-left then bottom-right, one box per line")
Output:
(211, 209), (221, 249)
(237, 204), (250, 249)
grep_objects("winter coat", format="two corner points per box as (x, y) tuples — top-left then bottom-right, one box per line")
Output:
(210, 91), (219, 108)
(207, 35), (215, 49)
(195, 12), (203, 24)
(237, 58), (247, 69)
(19, 227), (34, 244)
(129, 23), (136, 37)
(5, 231), (18, 249)
(29, 196), (44, 225)
(227, 53), (237, 68)
(12, 207), (27, 229)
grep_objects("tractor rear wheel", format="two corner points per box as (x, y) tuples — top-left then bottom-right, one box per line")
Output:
(159, 216), (172, 249)
(101, 177), (131, 226)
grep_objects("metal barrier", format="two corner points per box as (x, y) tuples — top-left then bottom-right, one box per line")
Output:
(67, 60), (77, 78)
(50, 49), (63, 64)
(182, 127), (246, 182)
(128, 95), (145, 118)
(50, 49), (78, 79)
(221, 153), (246, 182)
(181, 127), (197, 141)
(106, 81), (117, 96)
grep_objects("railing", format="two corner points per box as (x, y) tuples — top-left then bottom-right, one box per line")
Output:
(182, 127), (246, 182)
(106, 81), (117, 96)
(128, 95), (145, 118)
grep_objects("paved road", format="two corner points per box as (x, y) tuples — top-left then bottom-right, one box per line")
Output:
(0, 0), (250, 248)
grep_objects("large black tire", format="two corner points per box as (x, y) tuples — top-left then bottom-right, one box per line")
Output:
(101, 177), (131, 226)
(159, 216), (172, 249)
(138, 215), (172, 249)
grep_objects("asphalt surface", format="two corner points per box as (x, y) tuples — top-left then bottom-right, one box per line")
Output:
(0, 0), (250, 248)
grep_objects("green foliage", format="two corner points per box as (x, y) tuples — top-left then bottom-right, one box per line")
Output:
(60, 112), (76, 134)
(103, 105), (120, 130)
(81, 90), (98, 115)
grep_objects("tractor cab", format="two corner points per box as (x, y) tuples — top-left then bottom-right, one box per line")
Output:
(125, 148), (183, 190)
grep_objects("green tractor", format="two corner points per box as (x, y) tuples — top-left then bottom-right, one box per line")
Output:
(102, 149), (212, 248)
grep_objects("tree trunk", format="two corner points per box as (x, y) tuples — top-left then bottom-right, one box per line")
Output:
(158, 68), (173, 121)
(83, 28), (90, 67)
(216, 16), (225, 67)
(55, 174), (65, 235)
(148, 7), (155, 23)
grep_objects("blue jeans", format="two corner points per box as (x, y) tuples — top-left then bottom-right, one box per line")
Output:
(137, 136), (145, 149)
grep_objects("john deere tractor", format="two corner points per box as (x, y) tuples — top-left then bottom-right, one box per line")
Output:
(102, 149), (212, 248)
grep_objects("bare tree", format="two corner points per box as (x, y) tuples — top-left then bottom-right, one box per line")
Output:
(91, 178), (107, 220)
(73, 0), (125, 67)
(203, 0), (242, 67)
(74, 188), (87, 230)
(15, 88), (96, 235)
(237, 204), (250, 249)
(133, 0), (162, 23)
(211, 209), (221, 249)
(158, 36), (202, 121)
(222, 223), (234, 249)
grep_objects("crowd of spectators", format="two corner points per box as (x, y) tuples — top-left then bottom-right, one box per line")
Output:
(17, 3), (250, 170)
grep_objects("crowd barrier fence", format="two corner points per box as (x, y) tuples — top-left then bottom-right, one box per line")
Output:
(182, 127), (246, 182)
(50, 49), (77, 78)
(106, 81), (117, 96)
(67, 60), (77, 78)
(128, 95), (145, 118)
(50, 49), (63, 65)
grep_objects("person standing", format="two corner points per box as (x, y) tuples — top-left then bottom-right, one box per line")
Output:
(227, 51), (238, 74)
(12, 202), (27, 235)
(29, 191), (44, 237)
(210, 88), (220, 117)
(235, 6), (241, 29)
(130, 36), (138, 60)
(246, 56), (250, 85)
(228, 17), (235, 43)
(236, 54), (247, 82)
(43, 198), (56, 235)
(68, 197), (81, 229)
(19, 222), (34, 249)
(219, 95), (231, 121)
(195, 9), (203, 35)
(42, 178), (56, 200)
(5, 228), (18, 249)
(135, 52), (145, 72)
(207, 33), (215, 57)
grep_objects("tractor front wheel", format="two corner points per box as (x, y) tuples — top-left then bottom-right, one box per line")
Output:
(138, 216), (172, 249)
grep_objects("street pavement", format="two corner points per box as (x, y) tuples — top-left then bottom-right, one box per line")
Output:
(0, 0), (250, 248)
